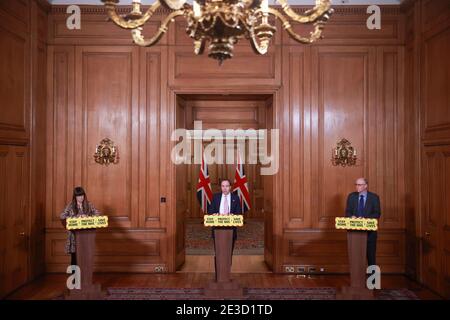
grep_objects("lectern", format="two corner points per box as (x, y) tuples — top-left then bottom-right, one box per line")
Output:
(204, 214), (244, 298)
(65, 216), (108, 300)
(335, 217), (378, 300)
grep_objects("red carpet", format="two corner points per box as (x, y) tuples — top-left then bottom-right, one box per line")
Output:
(103, 287), (419, 300)
(186, 219), (264, 255)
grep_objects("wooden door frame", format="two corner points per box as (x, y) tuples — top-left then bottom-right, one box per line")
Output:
(0, 145), (30, 298)
(419, 144), (449, 297)
(168, 87), (281, 273)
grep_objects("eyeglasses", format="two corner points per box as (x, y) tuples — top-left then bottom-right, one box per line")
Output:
(355, 184), (367, 186)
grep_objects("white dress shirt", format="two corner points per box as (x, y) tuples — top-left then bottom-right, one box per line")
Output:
(219, 193), (231, 214)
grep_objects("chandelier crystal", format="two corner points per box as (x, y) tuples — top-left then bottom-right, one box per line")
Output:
(101, 0), (334, 64)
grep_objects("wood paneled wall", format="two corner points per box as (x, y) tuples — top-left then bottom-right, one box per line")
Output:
(281, 45), (405, 273)
(44, 5), (408, 274)
(0, 0), (49, 297)
(1, 0), (448, 298)
(42, 4), (409, 275)
(403, 0), (450, 298)
(46, 45), (170, 272)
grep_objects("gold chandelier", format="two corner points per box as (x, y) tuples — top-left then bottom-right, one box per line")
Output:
(101, 0), (334, 64)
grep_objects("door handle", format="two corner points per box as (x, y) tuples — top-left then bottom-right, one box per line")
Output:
(425, 232), (431, 236)
(19, 232), (25, 236)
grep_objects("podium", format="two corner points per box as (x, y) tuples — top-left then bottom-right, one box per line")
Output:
(335, 217), (378, 300)
(65, 216), (108, 300)
(204, 215), (244, 298)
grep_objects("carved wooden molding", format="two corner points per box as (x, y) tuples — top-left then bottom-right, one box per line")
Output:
(51, 4), (401, 16)
(291, 5), (401, 15)
(51, 5), (173, 15)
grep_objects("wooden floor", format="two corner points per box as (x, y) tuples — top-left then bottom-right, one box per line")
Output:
(4, 255), (442, 300)
(179, 255), (270, 273)
(5, 274), (441, 300)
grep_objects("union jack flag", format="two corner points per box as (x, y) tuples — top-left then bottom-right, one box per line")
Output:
(196, 149), (213, 213)
(232, 152), (251, 213)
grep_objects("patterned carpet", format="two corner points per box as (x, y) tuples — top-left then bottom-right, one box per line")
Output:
(186, 219), (264, 255)
(104, 287), (419, 300)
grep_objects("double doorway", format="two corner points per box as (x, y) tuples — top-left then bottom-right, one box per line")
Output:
(174, 93), (276, 273)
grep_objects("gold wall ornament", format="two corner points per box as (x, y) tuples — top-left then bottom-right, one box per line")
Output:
(332, 138), (357, 167)
(101, 0), (333, 64)
(94, 138), (119, 165)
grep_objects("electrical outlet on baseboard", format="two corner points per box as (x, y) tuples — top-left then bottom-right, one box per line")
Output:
(296, 266), (306, 273)
(154, 265), (166, 273)
(284, 266), (295, 273)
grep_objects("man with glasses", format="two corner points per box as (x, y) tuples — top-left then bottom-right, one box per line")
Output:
(345, 177), (381, 267)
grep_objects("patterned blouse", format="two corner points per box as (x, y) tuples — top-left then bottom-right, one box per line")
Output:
(60, 201), (101, 253)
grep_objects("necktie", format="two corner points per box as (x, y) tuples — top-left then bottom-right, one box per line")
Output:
(357, 195), (365, 217)
(224, 195), (229, 215)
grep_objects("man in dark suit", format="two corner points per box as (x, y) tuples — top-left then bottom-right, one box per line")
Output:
(207, 179), (242, 275)
(345, 177), (381, 267)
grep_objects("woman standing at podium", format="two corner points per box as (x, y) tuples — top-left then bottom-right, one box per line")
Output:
(60, 186), (101, 266)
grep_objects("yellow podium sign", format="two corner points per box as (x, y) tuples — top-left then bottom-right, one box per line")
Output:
(335, 217), (378, 231)
(204, 214), (244, 227)
(66, 215), (109, 230)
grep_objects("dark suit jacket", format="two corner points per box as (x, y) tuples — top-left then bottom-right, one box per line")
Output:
(208, 192), (242, 215)
(345, 191), (381, 219)
(207, 192), (243, 240)
(345, 191), (381, 242)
